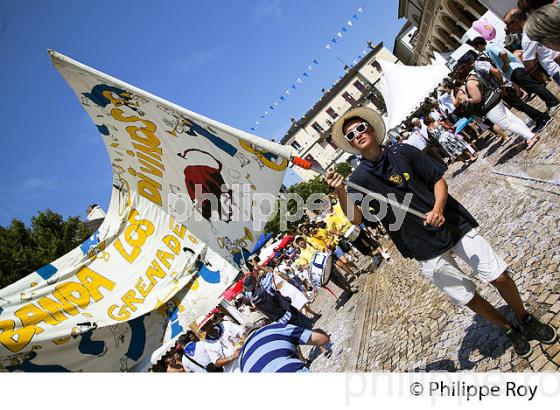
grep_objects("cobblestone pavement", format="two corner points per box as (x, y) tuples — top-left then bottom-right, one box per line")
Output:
(308, 83), (560, 372)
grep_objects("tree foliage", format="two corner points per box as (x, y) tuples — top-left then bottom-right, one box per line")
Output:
(0, 209), (92, 289)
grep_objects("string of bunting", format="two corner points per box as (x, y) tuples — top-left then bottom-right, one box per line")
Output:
(250, 6), (364, 132)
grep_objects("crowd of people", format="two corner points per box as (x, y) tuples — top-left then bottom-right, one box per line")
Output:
(156, 1), (560, 373)
(393, 1), (560, 169)
(154, 194), (392, 373)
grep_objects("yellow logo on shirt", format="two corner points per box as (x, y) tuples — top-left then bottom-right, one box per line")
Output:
(389, 173), (411, 186)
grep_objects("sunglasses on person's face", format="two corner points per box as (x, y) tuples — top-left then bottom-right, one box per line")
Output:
(344, 122), (369, 142)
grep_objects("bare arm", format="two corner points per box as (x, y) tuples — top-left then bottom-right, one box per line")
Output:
(489, 67), (505, 86)
(214, 350), (240, 368)
(425, 178), (448, 228)
(325, 169), (363, 225)
(306, 330), (330, 347)
(466, 79), (483, 104)
(499, 51), (510, 71)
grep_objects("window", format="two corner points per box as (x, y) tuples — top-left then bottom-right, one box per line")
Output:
(326, 136), (338, 150)
(326, 107), (338, 119)
(311, 122), (325, 134)
(370, 60), (382, 73)
(304, 154), (322, 170)
(342, 91), (357, 105)
(353, 80), (367, 93)
(290, 140), (302, 151)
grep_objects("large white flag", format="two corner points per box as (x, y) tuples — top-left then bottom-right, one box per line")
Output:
(0, 51), (291, 371)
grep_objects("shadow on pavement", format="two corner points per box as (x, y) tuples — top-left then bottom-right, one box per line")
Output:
(410, 359), (458, 372)
(494, 140), (527, 166)
(456, 305), (514, 370)
(483, 138), (505, 158)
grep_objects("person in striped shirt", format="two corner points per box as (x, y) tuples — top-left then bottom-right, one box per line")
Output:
(239, 322), (330, 372)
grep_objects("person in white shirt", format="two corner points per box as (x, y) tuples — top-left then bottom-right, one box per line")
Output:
(504, 8), (560, 87)
(406, 118), (446, 166)
(201, 319), (244, 373)
(177, 331), (213, 373)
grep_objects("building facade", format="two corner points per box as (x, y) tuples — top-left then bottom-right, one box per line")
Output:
(398, 0), (489, 65)
(280, 43), (398, 181)
(393, 22), (418, 65)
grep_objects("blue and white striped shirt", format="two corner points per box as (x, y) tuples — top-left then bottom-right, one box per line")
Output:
(239, 323), (312, 373)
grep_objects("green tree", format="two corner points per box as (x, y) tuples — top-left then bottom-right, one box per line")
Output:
(0, 209), (92, 289)
(334, 161), (353, 178)
(264, 175), (332, 236)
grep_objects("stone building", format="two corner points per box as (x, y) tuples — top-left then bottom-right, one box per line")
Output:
(397, 0), (489, 65)
(280, 43), (398, 181)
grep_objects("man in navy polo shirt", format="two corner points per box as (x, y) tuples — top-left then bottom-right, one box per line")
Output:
(325, 107), (557, 359)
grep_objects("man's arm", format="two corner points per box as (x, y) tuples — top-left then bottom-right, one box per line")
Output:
(306, 329), (330, 347)
(325, 169), (363, 225)
(425, 178), (448, 228)
(214, 351), (240, 368)
(499, 51), (510, 71)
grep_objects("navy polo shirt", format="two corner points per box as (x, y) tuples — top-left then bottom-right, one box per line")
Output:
(347, 144), (478, 261)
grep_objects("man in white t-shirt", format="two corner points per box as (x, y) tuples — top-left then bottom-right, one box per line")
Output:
(201, 319), (244, 373)
(405, 129), (429, 151)
(504, 8), (560, 87)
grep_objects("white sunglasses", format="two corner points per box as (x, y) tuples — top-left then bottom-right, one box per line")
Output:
(344, 122), (369, 142)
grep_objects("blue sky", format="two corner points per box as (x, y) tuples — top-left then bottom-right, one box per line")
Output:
(0, 0), (403, 226)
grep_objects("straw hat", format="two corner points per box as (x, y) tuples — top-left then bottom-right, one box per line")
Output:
(332, 107), (386, 155)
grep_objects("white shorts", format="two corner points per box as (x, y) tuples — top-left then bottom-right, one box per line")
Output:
(419, 229), (507, 306)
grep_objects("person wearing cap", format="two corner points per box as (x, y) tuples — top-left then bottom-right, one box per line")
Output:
(325, 107), (557, 358)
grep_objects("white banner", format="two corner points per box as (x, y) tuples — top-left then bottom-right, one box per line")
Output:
(0, 51), (289, 371)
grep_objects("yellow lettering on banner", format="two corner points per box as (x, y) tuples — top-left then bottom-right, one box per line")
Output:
(127, 125), (160, 148)
(53, 281), (90, 309)
(108, 304), (130, 321)
(13, 304), (51, 336)
(76, 267), (115, 301)
(110, 107), (152, 128)
(135, 277), (154, 298)
(132, 142), (163, 162)
(110, 108), (164, 207)
(146, 260), (167, 285)
(137, 172), (163, 206)
(0, 320), (36, 353)
(121, 290), (144, 312)
(115, 209), (155, 263)
(37, 295), (78, 323)
(162, 234), (180, 255)
(173, 223), (186, 240)
(157, 250), (174, 269)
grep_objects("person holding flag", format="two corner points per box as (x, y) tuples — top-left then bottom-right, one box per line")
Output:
(324, 107), (557, 358)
